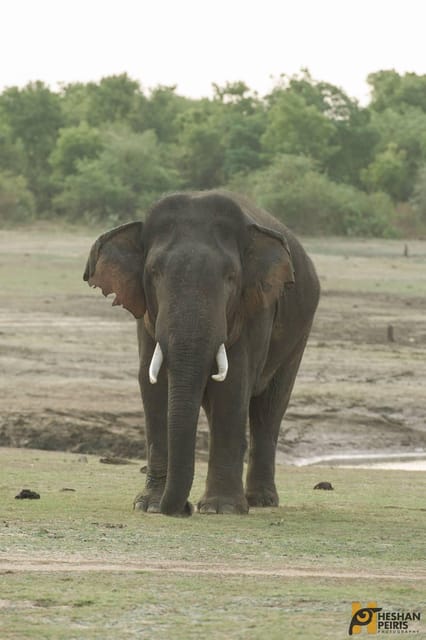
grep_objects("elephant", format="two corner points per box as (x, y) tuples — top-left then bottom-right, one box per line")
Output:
(84, 191), (320, 516)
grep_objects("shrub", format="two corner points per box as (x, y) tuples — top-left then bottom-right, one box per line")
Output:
(52, 128), (181, 223)
(229, 155), (396, 236)
(0, 171), (35, 224)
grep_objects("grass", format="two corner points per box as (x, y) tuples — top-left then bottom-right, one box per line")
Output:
(303, 236), (426, 302)
(0, 227), (92, 296)
(1, 228), (425, 299)
(1, 448), (425, 639)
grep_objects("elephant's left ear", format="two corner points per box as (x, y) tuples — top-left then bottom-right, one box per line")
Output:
(243, 224), (295, 313)
(83, 221), (146, 319)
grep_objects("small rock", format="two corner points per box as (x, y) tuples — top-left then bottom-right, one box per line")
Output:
(15, 489), (40, 500)
(60, 487), (76, 492)
(313, 482), (334, 491)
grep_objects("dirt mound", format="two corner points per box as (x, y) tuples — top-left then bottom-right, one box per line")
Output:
(0, 410), (210, 461)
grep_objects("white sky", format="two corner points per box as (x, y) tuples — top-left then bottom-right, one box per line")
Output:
(2, 0), (426, 104)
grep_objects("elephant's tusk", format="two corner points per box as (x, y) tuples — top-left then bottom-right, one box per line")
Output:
(149, 343), (163, 384)
(211, 343), (228, 382)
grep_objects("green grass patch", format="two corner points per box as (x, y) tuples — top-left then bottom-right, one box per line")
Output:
(1, 449), (425, 639)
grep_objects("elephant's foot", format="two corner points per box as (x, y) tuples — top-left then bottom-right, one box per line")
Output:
(134, 491), (193, 516)
(197, 494), (249, 515)
(133, 489), (163, 513)
(160, 499), (194, 517)
(245, 485), (279, 507)
(133, 474), (166, 513)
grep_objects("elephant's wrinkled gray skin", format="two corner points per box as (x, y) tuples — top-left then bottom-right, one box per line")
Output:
(84, 192), (320, 517)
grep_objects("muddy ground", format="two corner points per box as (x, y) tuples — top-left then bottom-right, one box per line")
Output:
(0, 228), (425, 463)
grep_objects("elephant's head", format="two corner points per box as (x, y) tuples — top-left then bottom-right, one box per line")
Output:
(84, 192), (294, 515)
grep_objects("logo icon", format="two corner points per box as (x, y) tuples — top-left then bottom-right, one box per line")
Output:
(349, 602), (382, 635)
(348, 601), (422, 635)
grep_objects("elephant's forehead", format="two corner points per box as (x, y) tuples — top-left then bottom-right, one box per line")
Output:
(146, 193), (244, 233)
(146, 209), (241, 244)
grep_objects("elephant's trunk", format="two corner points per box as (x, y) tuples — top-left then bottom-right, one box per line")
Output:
(155, 270), (228, 516)
(159, 341), (210, 516)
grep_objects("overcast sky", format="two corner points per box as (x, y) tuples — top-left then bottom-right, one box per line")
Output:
(2, 0), (425, 103)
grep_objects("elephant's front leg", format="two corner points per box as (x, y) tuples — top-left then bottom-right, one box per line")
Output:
(134, 334), (168, 513)
(199, 379), (249, 515)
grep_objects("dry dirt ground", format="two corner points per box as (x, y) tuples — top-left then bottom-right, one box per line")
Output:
(1, 553), (424, 581)
(1, 228), (425, 464)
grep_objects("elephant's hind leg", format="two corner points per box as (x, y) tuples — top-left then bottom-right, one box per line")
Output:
(246, 338), (307, 507)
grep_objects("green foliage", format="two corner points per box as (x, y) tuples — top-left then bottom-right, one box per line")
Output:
(86, 74), (142, 125)
(177, 102), (226, 188)
(266, 70), (378, 186)
(0, 81), (63, 212)
(215, 82), (267, 178)
(0, 171), (35, 224)
(262, 91), (337, 166)
(0, 120), (26, 175)
(2, 69), (426, 234)
(368, 69), (426, 112)
(232, 155), (395, 236)
(176, 83), (267, 188)
(361, 143), (409, 201)
(411, 165), (426, 222)
(53, 128), (180, 224)
(49, 122), (104, 177)
(59, 82), (93, 126)
(141, 85), (194, 143)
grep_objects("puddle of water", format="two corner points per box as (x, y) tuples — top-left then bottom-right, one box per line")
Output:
(289, 452), (426, 471)
(348, 460), (426, 470)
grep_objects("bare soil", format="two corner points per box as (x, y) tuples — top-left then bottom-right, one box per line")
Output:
(1, 229), (425, 463)
(1, 553), (424, 580)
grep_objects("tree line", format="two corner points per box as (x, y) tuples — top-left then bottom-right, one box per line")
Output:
(1, 69), (426, 236)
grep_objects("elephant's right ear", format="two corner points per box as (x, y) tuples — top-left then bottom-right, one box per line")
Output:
(83, 221), (146, 319)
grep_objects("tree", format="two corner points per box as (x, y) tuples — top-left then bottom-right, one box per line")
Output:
(140, 85), (194, 143)
(411, 166), (426, 222)
(361, 143), (409, 201)
(85, 74), (145, 126)
(0, 171), (35, 224)
(0, 81), (63, 211)
(366, 107), (426, 199)
(368, 70), (426, 113)
(176, 101), (226, 188)
(262, 90), (337, 166)
(0, 120), (25, 175)
(266, 70), (377, 185)
(59, 82), (94, 126)
(230, 154), (395, 236)
(53, 127), (180, 223)
(213, 82), (267, 178)
(49, 122), (104, 177)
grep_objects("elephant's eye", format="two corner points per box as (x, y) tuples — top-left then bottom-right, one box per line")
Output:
(225, 271), (236, 284)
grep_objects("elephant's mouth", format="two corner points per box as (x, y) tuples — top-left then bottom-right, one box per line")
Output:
(149, 342), (228, 385)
